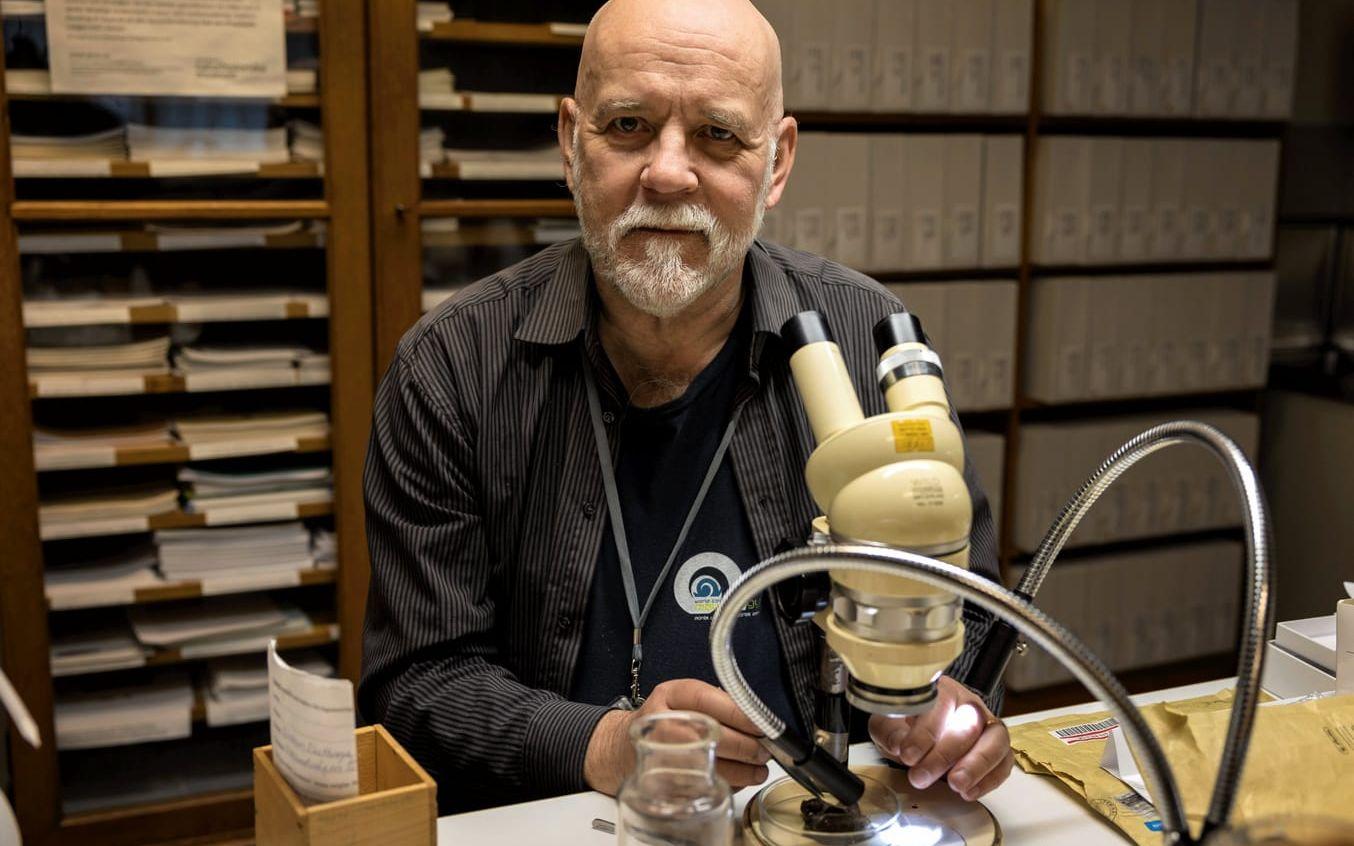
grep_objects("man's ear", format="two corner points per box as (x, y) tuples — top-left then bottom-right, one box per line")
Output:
(558, 98), (579, 193)
(763, 116), (798, 211)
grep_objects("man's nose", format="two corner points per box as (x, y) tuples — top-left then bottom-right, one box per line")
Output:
(640, 125), (699, 197)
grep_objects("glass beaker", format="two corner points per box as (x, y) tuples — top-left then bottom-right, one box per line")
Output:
(617, 710), (734, 846)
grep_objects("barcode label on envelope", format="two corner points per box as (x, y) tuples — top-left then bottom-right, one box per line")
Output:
(1050, 717), (1118, 744)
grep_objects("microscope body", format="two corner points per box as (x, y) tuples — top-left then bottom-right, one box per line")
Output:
(784, 313), (973, 717)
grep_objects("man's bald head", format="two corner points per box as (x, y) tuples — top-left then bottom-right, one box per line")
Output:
(575, 0), (784, 125)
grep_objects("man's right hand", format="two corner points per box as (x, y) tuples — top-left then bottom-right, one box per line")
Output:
(582, 679), (773, 796)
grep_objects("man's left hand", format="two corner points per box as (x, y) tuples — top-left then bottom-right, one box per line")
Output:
(868, 675), (1013, 802)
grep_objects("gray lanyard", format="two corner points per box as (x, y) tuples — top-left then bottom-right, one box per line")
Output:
(581, 346), (744, 708)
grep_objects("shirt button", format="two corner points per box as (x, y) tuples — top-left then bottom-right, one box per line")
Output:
(582, 501), (597, 519)
(557, 614), (573, 631)
(602, 411), (616, 425)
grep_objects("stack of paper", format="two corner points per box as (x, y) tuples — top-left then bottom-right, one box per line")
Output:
(173, 345), (328, 391)
(419, 68), (460, 109)
(11, 127), (128, 167)
(55, 675), (193, 750)
(442, 146), (564, 180)
(156, 521), (322, 590)
(128, 596), (313, 659)
(202, 651), (333, 727)
(45, 544), (164, 610)
(289, 120), (324, 163)
(165, 292), (328, 322)
(24, 296), (166, 329)
(27, 336), (171, 379)
(179, 466), (332, 514)
(312, 527), (337, 568)
(127, 124), (290, 165)
(416, 1), (453, 31)
(39, 484), (180, 540)
(33, 420), (173, 470)
(420, 126), (448, 168)
(50, 619), (148, 676)
(145, 220), (313, 251)
(172, 411), (330, 456)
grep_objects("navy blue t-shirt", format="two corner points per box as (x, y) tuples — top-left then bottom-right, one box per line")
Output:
(570, 312), (800, 729)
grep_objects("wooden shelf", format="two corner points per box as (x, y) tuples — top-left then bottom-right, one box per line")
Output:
(34, 434), (331, 472)
(142, 622), (339, 669)
(24, 295), (328, 330)
(1031, 259), (1274, 276)
(30, 371), (331, 399)
(58, 789), (253, 846)
(792, 111), (1028, 131)
(48, 567), (336, 612)
(18, 228), (325, 254)
(1018, 387), (1263, 417)
(875, 267), (1021, 283)
(10, 200), (330, 222)
(40, 501), (334, 543)
(422, 19), (585, 47)
(1003, 652), (1238, 716)
(14, 161), (322, 180)
(1035, 115), (1286, 137)
(417, 198), (576, 219)
(5, 91), (321, 109)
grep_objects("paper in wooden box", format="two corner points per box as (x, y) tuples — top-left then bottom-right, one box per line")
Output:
(254, 724), (436, 846)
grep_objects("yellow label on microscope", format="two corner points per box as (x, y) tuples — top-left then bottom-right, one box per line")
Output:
(891, 419), (935, 453)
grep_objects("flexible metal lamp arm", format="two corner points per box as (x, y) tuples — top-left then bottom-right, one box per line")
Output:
(963, 421), (1272, 838)
(710, 544), (1193, 844)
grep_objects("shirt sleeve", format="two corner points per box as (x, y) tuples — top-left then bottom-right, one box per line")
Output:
(359, 351), (611, 812)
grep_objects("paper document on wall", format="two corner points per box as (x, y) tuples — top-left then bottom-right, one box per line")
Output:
(44, 0), (286, 97)
(268, 640), (358, 804)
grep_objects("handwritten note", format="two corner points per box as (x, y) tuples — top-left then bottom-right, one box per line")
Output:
(268, 640), (358, 804)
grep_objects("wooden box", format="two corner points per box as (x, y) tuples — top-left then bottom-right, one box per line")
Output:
(254, 724), (437, 846)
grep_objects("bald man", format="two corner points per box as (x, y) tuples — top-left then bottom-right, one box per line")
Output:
(361, 0), (1011, 814)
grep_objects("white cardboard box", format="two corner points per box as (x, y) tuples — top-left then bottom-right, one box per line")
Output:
(1127, 0), (1165, 115)
(793, 2), (835, 109)
(1160, 0), (1198, 115)
(981, 134), (1023, 267)
(824, 134), (871, 268)
(1085, 137), (1124, 262)
(871, 0), (917, 112)
(1263, 641), (1338, 699)
(943, 134), (983, 267)
(869, 135), (909, 270)
(1194, 0), (1237, 116)
(908, 135), (946, 268)
(832, 0), (876, 112)
(1118, 139), (1154, 260)
(990, 0), (1032, 113)
(914, 0), (953, 111)
(1261, 0), (1298, 118)
(950, 0), (993, 113)
(1090, 0), (1130, 114)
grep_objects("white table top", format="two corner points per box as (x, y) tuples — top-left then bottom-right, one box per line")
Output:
(437, 678), (1236, 845)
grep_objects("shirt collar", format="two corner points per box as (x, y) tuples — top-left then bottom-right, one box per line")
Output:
(513, 237), (799, 349)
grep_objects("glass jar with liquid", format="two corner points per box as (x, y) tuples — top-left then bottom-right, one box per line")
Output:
(617, 711), (734, 846)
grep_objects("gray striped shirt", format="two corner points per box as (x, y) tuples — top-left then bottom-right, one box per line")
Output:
(360, 238), (1001, 812)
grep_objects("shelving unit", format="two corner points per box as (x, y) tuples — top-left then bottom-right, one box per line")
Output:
(0, 1), (373, 843)
(368, 0), (1285, 718)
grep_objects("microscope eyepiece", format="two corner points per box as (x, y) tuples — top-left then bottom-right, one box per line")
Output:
(872, 312), (927, 357)
(780, 311), (835, 352)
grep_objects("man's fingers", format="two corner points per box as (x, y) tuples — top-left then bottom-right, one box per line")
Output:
(716, 759), (770, 789)
(908, 703), (986, 790)
(958, 748), (1014, 802)
(896, 712), (939, 767)
(716, 728), (772, 766)
(868, 713), (916, 760)
(946, 722), (1011, 798)
(662, 679), (764, 737)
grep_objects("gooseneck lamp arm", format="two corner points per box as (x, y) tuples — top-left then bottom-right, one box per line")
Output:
(711, 423), (1273, 845)
(961, 421), (1272, 839)
(710, 544), (1194, 843)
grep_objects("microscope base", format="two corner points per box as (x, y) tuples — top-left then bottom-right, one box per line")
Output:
(742, 765), (1000, 845)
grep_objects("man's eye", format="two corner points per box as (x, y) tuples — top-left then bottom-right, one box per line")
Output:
(706, 126), (736, 142)
(611, 117), (643, 133)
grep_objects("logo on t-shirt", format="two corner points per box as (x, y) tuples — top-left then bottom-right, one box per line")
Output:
(672, 552), (761, 620)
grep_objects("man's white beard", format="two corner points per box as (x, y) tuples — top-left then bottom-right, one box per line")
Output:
(572, 136), (775, 319)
